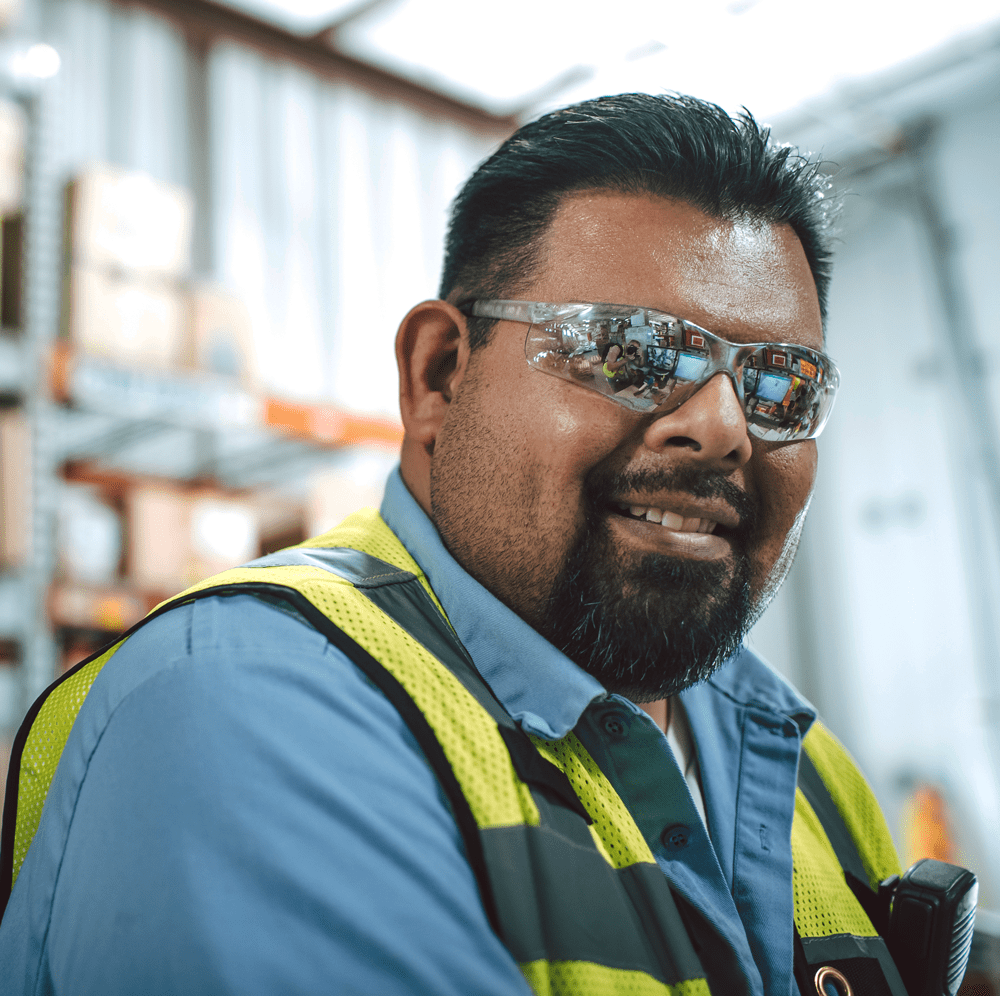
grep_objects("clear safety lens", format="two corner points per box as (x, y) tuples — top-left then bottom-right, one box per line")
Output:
(523, 312), (839, 442)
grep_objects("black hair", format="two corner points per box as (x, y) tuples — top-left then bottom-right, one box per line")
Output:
(440, 93), (837, 348)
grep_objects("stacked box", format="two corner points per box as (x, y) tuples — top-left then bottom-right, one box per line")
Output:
(0, 100), (24, 217)
(68, 265), (186, 369)
(0, 409), (29, 565)
(0, 0), (22, 35)
(185, 284), (258, 386)
(64, 165), (194, 369)
(68, 165), (193, 276)
(56, 484), (123, 585)
(127, 483), (260, 593)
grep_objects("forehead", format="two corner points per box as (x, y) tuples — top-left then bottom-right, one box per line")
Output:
(528, 192), (823, 350)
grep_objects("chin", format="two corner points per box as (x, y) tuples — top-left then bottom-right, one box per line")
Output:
(538, 525), (755, 699)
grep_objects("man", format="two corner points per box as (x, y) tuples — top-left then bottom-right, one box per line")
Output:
(0, 94), (902, 995)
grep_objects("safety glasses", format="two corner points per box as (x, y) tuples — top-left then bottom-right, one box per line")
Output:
(462, 300), (840, 443)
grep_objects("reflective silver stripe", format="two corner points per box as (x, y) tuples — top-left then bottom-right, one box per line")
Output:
(483, 821), (705, 985)
(248, 546), (717, 988)
(800, 935), (908, 996)
(244, 547), (513, 727)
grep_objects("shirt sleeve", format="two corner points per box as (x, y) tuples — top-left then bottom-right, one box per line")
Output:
(6, 594), (532, 996)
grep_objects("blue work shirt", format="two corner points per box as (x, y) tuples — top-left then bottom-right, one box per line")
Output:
(0, 468), (816, 995)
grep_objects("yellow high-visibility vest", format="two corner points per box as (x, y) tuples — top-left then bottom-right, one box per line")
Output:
(2, 508), (905, 994)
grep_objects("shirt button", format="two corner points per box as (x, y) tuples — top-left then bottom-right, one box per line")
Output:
(662, 824), (691, 851)
(602, 713), (627, 737)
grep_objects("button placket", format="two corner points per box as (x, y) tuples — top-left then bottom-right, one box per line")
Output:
(662, 823), (691, 851)
(601, 712), (627, 738)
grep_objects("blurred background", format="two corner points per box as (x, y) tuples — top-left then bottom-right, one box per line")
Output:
(0, 0), (998, 979)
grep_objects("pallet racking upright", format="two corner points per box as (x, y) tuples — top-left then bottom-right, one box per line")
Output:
(0, 66), (406, 752)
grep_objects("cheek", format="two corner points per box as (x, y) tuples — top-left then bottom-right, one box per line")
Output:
(553, 405), (585, 437)
(548, 396), (610, 450)
(753, 442), (818, 542)
(509, 377), (631, 478)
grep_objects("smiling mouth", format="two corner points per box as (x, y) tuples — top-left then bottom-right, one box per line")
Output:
(611, 502), (722, 535)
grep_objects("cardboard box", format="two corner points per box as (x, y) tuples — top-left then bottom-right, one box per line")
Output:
(0, 100), (24, 216)
(127, 484), (260, 592)
(189, 495), (259, 579)
(66, 263), (186, 369)
(126, 484), (189, 591)
(0, 0), (22, 33)
(186, 284), (258, 385)
(0, 409), (29, 565)
(67, 165), (193, 278)
(56, 484), (122, 585)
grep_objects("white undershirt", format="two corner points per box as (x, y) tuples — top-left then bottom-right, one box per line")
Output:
(664, 698), (708, 828)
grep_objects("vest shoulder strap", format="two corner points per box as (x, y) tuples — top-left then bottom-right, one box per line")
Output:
(0, 514), (588, 921)
(793, 722), (907, 996)
(797, 747), (871, 888)
(801, 722), (902, 889)
(243, 545), (593, 825)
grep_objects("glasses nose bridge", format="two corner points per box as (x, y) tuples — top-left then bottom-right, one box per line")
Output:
(706, 337), (750, 401)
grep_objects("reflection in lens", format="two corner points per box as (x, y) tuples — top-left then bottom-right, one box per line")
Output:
(743, 345), (831, 441)
(674, 353), (709, 382)
(755, 373), (792, 402)
(525, 316), (836, 442)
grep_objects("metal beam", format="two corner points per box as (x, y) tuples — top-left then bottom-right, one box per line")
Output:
(113, 0), (517, 135)
(309, 0), (399, 43)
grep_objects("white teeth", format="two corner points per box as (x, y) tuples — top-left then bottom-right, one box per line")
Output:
(616, 502), (719, 534)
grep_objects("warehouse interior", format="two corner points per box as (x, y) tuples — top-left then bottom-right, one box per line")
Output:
(0, 0), (998, 983)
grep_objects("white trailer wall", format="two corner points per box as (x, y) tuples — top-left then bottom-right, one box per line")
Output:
(752, 59), (1000, 904)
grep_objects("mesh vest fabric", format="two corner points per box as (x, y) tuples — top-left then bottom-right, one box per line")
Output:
(10, 641), (123, 886)
(791, 725), (901, 944)
(3, 507), (901, 996)
(520, 960), (712, 995)
(801, 722), (902, 891)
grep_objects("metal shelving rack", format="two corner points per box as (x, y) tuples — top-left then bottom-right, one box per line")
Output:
(0, 0), (509, 740)
(1, 70), (62, 719)
(0, 62), (403, 734)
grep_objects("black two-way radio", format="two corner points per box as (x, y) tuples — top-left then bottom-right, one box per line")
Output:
(797, 751), (978, 996)
(877, 858), (978, 996)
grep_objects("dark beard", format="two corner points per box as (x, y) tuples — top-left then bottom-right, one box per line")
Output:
(536, 465), (757, 701)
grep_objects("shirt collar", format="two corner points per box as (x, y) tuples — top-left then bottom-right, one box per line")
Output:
(379, 466), (815, 738)
(380, 468), (605, 739)
(700, 645), (816, 733)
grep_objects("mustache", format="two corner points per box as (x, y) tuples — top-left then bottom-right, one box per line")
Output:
(584, 465), (758, 537)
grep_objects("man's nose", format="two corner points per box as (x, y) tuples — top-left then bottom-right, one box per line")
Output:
(643, 372), (753, 468)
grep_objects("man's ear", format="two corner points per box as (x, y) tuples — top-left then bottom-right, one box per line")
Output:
(396, 299), (469, 450)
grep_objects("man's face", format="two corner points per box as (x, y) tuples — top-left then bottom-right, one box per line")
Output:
(429, 192), (823, 698)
